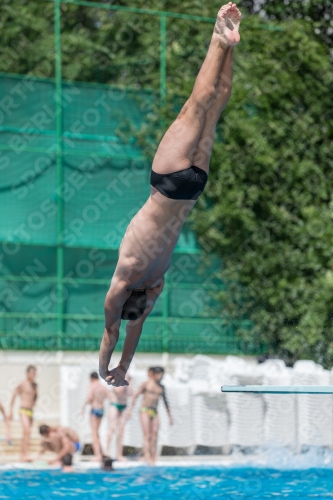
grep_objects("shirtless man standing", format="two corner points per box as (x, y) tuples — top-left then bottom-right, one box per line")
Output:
(128, 367), (172, 465)
(99, 3), (241, 387)
(82, 372), (112, 461)
(10, 365), (38, 461)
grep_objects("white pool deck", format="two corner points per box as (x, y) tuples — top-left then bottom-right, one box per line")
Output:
(0, 459), (259, 471)
(3, 450), (333, 471)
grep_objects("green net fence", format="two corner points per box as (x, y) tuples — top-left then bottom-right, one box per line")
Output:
(0, 0), (260, 354)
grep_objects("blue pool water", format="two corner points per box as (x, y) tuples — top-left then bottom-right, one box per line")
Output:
(0, 467), (332, 499)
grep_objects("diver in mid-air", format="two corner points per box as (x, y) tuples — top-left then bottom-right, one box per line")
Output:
(99, 3), (242, 386)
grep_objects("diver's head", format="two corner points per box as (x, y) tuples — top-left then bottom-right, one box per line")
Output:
(121, 290), (147, 321)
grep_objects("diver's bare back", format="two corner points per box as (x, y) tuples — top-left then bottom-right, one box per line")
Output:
(114, 189), (195, 289)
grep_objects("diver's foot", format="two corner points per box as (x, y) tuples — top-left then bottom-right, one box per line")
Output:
(214, 3), (241, 48)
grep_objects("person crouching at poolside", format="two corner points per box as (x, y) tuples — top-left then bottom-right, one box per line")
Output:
(37, 425), (80, 465)
(128, 367), (173, 465)
(82, 371), (112, 461)
(106, 373), (132, 461)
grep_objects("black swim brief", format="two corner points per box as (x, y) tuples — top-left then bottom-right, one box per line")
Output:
(150, 166), (208, 200)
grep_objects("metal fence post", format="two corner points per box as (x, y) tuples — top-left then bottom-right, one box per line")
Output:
(160, 14), (167, 103)
(54, 0), (64, 349)
(162, 272), (169, 352)
(160, 13), (168, 351)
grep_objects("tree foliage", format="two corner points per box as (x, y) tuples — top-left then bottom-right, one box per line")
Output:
(1, 0), (331, 84)
(252, 0), (333, 50)
(137, 15), (333, 366)
(190, 18), (333, 366)
(1, 1), (333, 365)
(0, 0), (220, 84)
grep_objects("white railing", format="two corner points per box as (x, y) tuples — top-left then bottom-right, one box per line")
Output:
(60, 355), (333, 454)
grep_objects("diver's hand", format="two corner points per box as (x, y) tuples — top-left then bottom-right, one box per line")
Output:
(105, 366), (129, 387)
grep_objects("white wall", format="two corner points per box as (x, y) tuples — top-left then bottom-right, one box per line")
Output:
(60, 354), (333, 454)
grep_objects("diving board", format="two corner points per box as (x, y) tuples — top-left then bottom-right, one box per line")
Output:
(221, 385), (333, 394)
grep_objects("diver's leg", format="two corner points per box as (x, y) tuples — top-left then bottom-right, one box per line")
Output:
(192, 46), (235, 173)
(152, 3), (241, 175)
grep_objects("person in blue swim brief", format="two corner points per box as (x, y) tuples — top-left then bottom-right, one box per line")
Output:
(91, 407), (104, 419)
(37, 424), (80, 465)
(82, 372), (113, 461)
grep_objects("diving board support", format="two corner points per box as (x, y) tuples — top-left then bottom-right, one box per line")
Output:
(221, 386), (333, 394)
